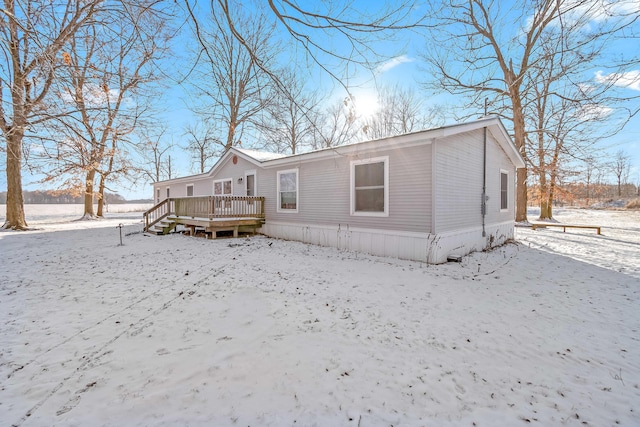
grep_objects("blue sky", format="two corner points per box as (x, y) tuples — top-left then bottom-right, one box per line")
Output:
(2, 0), (639, 200)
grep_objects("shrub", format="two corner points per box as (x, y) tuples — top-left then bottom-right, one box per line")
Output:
(626, 199), (640, 209)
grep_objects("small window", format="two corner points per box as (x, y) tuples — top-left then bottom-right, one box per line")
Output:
(351, 157), (388, 216)
(156, 188), (160, 203)
(186, 184), (194, 197)
(166, 187), (170, 198)
(277, 169), (298, 212)
(500, 171), (509, 211)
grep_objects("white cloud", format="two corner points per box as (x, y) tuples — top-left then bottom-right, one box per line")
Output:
(576, 103), (614, 121)
(595, 70), (640, 91)
(60, 83), (121, 107)
(376, 55), (414, 73)
(525, 0), (640, 32)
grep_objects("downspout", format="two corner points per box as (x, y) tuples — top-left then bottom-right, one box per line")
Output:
(481, 100), (488, 238)
(481, 125), (487, 238)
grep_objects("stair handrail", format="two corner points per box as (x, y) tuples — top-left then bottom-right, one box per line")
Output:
(143, 198), (173, 231)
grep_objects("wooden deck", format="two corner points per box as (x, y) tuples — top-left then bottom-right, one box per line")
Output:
(143, 196), (265, 237)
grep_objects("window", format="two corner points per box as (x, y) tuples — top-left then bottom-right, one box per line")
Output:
(166, 187), (170, 198)
(277, 169), (298, 212)
(213, 178), (232, 209)
(500, 170), (509, 211)
(156, 189), (160, 203)
(213, 179), (232, 196)
(186, 184), (194, 197)
(351, 157), (388, 216)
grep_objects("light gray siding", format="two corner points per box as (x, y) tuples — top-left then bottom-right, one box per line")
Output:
(263, 143), (432, 233)
(485, 132), (517, 225)
(434, 129), (485, 233)
(433, 128), (516, 234)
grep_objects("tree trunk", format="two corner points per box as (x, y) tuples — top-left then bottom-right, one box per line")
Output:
(538, 173), (552, 220)
(545, 190), (554, 219)
(97, 175), (106, 217)
(83, 169), (96, 218)
(511, 98), (528, 222)
(3, 133), (29, 229)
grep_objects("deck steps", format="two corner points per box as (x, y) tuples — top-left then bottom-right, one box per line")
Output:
(150, 217), (178, 235)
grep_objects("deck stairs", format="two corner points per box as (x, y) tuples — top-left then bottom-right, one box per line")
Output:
(148, 216), (178, 235)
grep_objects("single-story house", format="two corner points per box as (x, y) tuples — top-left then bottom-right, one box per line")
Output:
(148, 116), (525, 263)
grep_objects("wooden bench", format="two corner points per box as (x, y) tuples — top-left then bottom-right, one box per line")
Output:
(530, 223), (601, 235)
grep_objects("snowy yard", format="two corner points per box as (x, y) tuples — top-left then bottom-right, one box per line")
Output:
(1, 208), (638, 426)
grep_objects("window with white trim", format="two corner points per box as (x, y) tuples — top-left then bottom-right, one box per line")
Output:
(277, 169), (298, 212)
(351, 157), (388, 216)
(156, 188), (160, 203)
(213, 179), (232, 196)
(186, 184), (194, 197)
(500, 170), (509, 211)
(166, 187), (170, 198)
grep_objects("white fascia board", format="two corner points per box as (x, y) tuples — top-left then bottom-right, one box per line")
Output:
(153, 172), (208, 186)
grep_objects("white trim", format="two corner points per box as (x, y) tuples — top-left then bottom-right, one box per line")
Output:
(500, 169), (509, 212)
(277, 168), (299, 213)
(245, 169), (257, 197)
(186, 183), (194, 197)
(350, 156), (389, 217)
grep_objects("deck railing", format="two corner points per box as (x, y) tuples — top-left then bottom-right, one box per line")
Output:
(144, 196), (265, 231)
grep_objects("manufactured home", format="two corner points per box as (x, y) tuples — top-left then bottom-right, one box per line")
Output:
(145, 116), (525, 263)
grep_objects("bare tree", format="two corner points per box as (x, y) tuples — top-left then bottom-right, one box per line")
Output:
(184, 0), (429, 152)
(423, 0), (640, 222)
(580, 155), (602, 206)
(360, 84), (445, 140)
(186, 1), (278, 151)
(313, 96), (360, 150)
(612, 150), (631, 197)
(258, 70), (321, 155)
(35, 2), (169, 219)
(183, 122), (219, 173)
(137, 126), (174, 193)
(210, 0), (428, 88)
(0, 0), (104, 229)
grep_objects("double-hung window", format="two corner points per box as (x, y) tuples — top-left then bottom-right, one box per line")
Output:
(214, 178), (232, 209)
(277, 169), (298, 212)
(500, 170), (509, 211)
(213, 179), (232, 196)
(351, 156), (389, 216)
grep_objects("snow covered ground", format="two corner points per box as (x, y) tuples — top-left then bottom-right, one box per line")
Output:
(0, 204), (152, 225)
(0, 207), (638, 426)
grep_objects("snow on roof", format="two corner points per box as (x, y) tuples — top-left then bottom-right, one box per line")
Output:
(235, 147), (286, 162)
